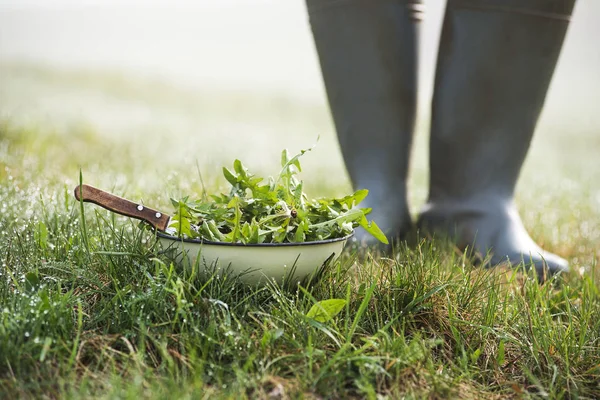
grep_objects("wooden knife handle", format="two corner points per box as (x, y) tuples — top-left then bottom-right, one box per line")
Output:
(74, 184), (170, 232)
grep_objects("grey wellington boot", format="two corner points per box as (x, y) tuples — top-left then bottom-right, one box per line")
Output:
(418, 0), (577, 279)
(307, 0), (423, 245)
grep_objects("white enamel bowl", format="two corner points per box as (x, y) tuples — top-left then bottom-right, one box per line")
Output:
(73, 184), (351, 286)
(157, 232), (351, 285)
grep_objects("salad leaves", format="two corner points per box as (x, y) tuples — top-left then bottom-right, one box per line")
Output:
(169, 148), (388, 245)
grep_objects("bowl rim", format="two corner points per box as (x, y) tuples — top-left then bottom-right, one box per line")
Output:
(156, 231), (353, 247)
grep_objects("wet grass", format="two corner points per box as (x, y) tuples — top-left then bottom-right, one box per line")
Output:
(1, 67), (600, 398)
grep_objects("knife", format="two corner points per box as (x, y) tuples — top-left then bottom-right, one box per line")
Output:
(74, 184), (175, 234)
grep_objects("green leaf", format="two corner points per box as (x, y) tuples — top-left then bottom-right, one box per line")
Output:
(308, 208), (364, 230)
(276, 145), (315, 185)
(233, 159), (249, 181)
(306, 299), (347, 323)
(348, 189), (369, 207)
(227, 196), (242, 242)
(200, 223), (215, 240)
(25, 271), (40, 292)
(293, 181), (304, 206)
(358, 216), (389, 245)
(248, 220), (260, 243)
(169, 200), (193, 237)
(223, 167), (237, 186)
(280, 149), (290, 168)
(294, 220), (306, 243)
(207, 221), (224, 241)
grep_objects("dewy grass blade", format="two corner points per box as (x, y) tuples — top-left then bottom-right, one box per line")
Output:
(195, 159), (209, 202)
(77, 169), (90, 254)
(306, 299), (347, 323)
(347, 282), (376, 342)
(67, 299), (84, 370)
(400, 283), (450, 316)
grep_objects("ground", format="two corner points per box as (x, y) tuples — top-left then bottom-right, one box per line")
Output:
(1, 63), (599, 399)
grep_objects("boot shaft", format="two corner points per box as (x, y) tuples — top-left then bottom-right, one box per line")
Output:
(428, 0), (577, 202)
(307, 0), (424, 239)
(307, 0), (422, 187)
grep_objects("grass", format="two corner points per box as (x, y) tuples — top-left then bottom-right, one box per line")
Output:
(1, 65), (600, 399)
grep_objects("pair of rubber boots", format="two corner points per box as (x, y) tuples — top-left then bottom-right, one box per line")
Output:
(307, 0), (577, 279)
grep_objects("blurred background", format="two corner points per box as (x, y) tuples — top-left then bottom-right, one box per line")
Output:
(1, 0), (599, 203)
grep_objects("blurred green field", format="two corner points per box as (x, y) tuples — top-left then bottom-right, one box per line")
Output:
(2, 62), (598, 262)
(1, 63), (599, 398)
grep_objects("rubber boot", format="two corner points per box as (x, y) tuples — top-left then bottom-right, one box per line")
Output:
(306, 0), (423, 245)
(419, 0), (577, 279)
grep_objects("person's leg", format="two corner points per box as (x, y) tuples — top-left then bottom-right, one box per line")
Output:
(419, 0), (577, 279)
(307, 0), (423, 243)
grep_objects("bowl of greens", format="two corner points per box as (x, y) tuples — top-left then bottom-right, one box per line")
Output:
(75, 147), (387, 285)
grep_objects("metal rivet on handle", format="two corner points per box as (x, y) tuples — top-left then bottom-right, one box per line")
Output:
(155, 212), (162, 218)
(137, 205), (144, 211)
